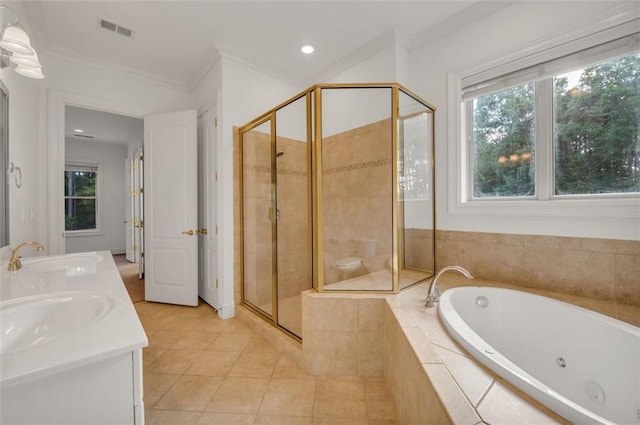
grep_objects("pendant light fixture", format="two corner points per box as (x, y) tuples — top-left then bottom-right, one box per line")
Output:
(0, 5), (44, 79)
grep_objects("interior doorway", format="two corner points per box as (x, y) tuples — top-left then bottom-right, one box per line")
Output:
(64, 105), (144, 271)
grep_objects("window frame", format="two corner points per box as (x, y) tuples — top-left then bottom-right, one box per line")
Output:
(464, 35), (639, 202)
(64, 162), (100, 235)
(446, 16), (640, 230)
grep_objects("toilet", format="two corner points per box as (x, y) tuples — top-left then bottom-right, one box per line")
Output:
(335, 256), (363, 280)
(334, 239), (377, 280)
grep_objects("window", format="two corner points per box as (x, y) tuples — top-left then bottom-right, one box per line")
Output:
(554, 56), (640, 195)
(65, 164), (98, 231)
(464, 31), (640, 200)
(471, 83), (536, 198)
(400, 111), (432, 201)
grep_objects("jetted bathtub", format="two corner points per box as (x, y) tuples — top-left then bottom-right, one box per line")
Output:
(438, 286), (640, 425)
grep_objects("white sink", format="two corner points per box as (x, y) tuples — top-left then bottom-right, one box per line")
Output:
(22, 253), (103, 276)
(0, 292), (115, 355)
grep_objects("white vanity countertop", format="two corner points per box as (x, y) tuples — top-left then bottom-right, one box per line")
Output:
(0, 251), (148, 388)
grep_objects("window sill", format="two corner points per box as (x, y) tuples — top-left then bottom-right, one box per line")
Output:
(453, 196), (640, 217)
(65, 231), (103, 238)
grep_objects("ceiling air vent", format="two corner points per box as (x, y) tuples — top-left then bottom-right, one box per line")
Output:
(116, 26), (133, 38)
(99, 18), (135, 38)
(74, 134), (95, 139)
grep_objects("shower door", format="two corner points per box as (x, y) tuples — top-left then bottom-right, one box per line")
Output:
(241, 118), (275, 318)
(274, 94), (311, 338)
(240, 93), (311, 339)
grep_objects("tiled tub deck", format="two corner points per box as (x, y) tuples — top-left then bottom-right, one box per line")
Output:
(296, 275), (639, 425)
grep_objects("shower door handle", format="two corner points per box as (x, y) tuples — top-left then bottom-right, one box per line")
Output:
(269, 208), (281, 222)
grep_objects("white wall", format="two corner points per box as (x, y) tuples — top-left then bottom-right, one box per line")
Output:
(322, 42), (409, 137)
(65, 139), (127, 254)
(1, 71), (42, 246)
(39, 51), (194, 254)
(220, 55), (302, 317)
(190, 58), (222, 117)
(41, 53), (193, 115)
(326, 42), (403, 84)
(190, 54), (302, 317)
(408, 1), (640, 241)
(0, 1), (43, 250)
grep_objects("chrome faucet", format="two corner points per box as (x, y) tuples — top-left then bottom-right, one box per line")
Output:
(425, 265), (474, 307)
(7, 241), (45, 271)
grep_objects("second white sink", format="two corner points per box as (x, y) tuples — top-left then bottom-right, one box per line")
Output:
(0, 292), (115, 355)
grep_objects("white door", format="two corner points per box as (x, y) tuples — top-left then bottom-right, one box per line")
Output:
(197, 109), (221, 309)
(144, 110), (198, 306)
(125, 156), (135, 262)
(135, 148), (143, 273)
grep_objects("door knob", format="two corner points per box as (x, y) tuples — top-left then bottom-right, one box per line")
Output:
(198, 228), (208, 235)
(181, 229), (195, 236)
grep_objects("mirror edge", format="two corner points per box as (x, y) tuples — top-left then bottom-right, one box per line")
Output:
(0, 77), (8, 247)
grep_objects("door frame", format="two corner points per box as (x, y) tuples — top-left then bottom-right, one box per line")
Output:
(197, 107), (222, 309)
(47, 91), (147, 255)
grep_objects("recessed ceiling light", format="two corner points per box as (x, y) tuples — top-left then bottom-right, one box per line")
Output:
(301, 45), (314, 54)
(74, 128), (84, 133)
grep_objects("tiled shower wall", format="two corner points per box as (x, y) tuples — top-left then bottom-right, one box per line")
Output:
(236, 119), (436, 298)
(274, 137), (309, 300)
(322, 119), (393, 284)
(404, 229), (434, 272)
(437, 230), (640, 306)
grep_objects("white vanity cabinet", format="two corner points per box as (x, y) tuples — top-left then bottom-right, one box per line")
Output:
(0, 251), (148, 425)
(1, 350), (144, 424)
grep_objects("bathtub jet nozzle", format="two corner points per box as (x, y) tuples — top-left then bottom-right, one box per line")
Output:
(426, 265), (474, 307)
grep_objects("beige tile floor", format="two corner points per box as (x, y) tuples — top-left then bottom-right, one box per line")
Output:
(135, 300), (396, 425)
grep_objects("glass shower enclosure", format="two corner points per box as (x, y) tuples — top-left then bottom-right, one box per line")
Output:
(239, 83), (435, 340)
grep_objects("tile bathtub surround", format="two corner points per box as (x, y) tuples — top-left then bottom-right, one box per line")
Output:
(387, 280), (572, 425)
(302, 275), (636, 424)
(436, 230), (640, 308)
(301, 292), (386, 377)
(136, 300), (397, 425)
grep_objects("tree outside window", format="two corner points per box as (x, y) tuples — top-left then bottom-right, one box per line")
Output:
(65, 165), (98, 231)
(472, 84), (535, 198)
(469, 51), (639, 199)
(554, 53), (640, 195)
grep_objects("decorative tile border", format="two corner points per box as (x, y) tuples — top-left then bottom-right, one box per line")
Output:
(243, 158), (391, 177)
(324, 158), (391, 175)
(243, 163), (307, 176)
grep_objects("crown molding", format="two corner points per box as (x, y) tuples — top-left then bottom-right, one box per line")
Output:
(216, 46), (308, 89)
(311, 28), (398, 83)
(187, 47), (222, 92)
(410, 1), (513, 52)
(43, 46), (190, 92)
(452, 2), (640, 81)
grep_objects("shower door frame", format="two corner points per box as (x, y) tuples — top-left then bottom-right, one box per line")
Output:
(312, 83), (436, 292)
(239, 83), (436, 340)
(239, 90), (313, 341)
